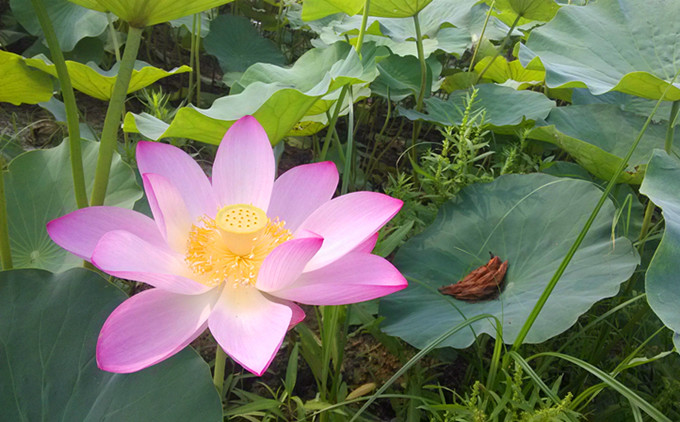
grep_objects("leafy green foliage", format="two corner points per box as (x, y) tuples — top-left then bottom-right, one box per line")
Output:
(0, 268), (222, 421)
(0, 51), (53, 105)
(519, 0), (680, 100)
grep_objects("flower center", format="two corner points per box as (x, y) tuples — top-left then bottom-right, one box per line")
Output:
(185, 204), (292, 288)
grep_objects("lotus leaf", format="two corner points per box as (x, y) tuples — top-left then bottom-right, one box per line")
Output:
(10, 0), (108, 51)
(25, 55), (190, 101)
(0, 268), (222, 421)
(400, 83), (554, 131)
(204, 14), (285, 74)
(124, 42), (379, 145)
(4, 140), (141, 272)
(527, 104), (680, 184)
(640, 150), (680, 345)
(0, 51), (53, 105)
(380, 174), (639, 348)
(519, 0), (680, 100)
(67, 0), (235, 28)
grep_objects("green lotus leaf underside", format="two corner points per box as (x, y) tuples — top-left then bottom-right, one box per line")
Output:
(124, 42), (379, 145)
(68, 0), (235, 27)
(301, 0), (433, 20)
(25, 55), (190, 101)
(380, 173), (639, 349)
(0, 51), (53, 105)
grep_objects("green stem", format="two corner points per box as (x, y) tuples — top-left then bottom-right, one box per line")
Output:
(318, 86), (347, 162)
(475, 14), (521, 83)
(511, 70), (680, 352)
(341, 89), (355, 194)
(90, 26), (144, 206)
(195, 14), (202, 106)
(355, 0), (371, 56)
(107, 13), (121, 62)
(664, 100), (679, 153)
(410, 12), (428, 166)
(30, 0), (88, 209)
(0, 159), (12, 270)
(213, 345), (227, 397)
(468, 0), (495, 72)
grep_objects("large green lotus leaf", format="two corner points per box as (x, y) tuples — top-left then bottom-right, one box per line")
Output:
(204, 14), (284, 74)
(124, 42), (378, 145)
(380, 174), (638, 349)
(371, 54), (440, 101)
(400, 83), (555, 131)
(25, 55), (190, 101)
(527, 104), (680, 184)
(5, 140), (142, 271)
(542, 161), (644, 241)
(11, 0), (108, 51)
(0, 268), (222, 421)
(492, 0), (560, 22)
(0, 51), (53, 105)
(639, 150), (680, 339)
(309, 0), (513, 58)
(474, 56), (544, 90)
(518, 0), (680, 100)
(68, 0), (234, 27)
(302, 0), (432, 20)
(571, 88), (674, 124)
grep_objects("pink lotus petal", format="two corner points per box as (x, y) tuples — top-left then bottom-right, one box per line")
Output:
(212, 116), (275, 210)
(92, 230), (210, 295)
(288, 301), (306, 329)
(267, 162), (338, 232)
(136, 141), (218, 219)
(47, 206), (164, 260)
(97, 288), (218, 373)
(209, 286), (292, 376)
(256, 235), (324, 292)
(351, 232), (379, 254)
(143, 173), (193, 253)
(271, 253), (407, 305)
(297, 192), (403, 271)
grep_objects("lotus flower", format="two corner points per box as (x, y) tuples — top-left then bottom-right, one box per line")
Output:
(47, 116), (406, 375)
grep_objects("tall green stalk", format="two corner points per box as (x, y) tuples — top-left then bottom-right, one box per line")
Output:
(511, 71), (680, 352)
(0, 159), (12, 270)
(90, 26), (144, 206)
(468, 0), (495, 73)
(664, 100), (679, 153)
(409, 12), (428, 165)
(30, 0), (88, 209)
(213, 345), (227, 397)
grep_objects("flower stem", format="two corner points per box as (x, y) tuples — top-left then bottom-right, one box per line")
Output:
(510, 69), (680, 352)
(30, 0), (88, 209)
(0, 159), (12, 270)
(467, 0), (495, 73)
(664, 100), (679, 153)
(213, 344), (227, 397)
(355, 0), (371, 56)
(409, 12), (428, 167)
(90, 25), (144, 207)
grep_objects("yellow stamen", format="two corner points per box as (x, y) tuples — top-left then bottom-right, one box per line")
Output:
(185, 204), (292, 288)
